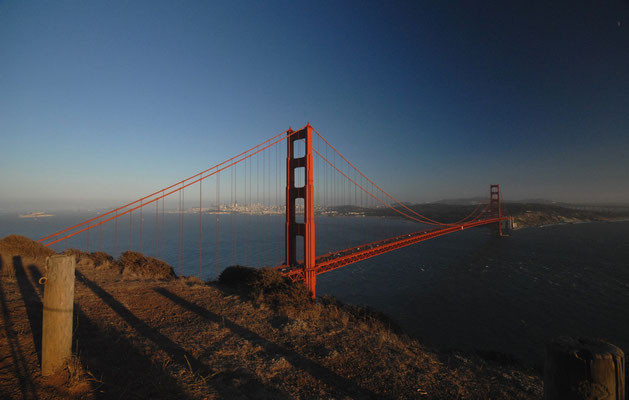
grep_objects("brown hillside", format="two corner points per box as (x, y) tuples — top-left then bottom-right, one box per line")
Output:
(0, 236), (542, 399)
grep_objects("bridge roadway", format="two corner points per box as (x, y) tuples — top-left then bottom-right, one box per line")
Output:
(276, 217), (507, 282)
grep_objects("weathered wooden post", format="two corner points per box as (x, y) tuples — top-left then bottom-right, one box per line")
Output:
(544, 337), (625, 400)
(41, 255), (76, 376)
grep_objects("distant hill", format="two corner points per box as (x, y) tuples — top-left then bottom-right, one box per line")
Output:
(328, 200), (629, 228)
(437, 198), (629, 208)
(434, 197), (486, 205)
(511, 198), (556, 204)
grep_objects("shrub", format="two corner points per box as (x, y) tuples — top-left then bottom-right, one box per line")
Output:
(0, 235), (56, 258)
(219, 265), (312, 309)
(90, 251), (114, 267)
(218, 265), (258, 286)
(119, 251), (176, 280)
(62, 248), (91, 263)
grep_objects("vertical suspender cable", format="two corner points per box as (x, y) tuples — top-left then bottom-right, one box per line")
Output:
(99, 222), (102, 252)
(257, 152), (260, 266)
(269, 145), (272, 263)
(230, 166), (233, 265)
(178, 184), (184, 275)
(129, 210), (132, 251)
(179, 184), (186, 274)
(178, 189), (181, 271)
(316, 136), (319, 257)
(161, 190), (165, 259)
(265, 147), (268, 265)
(269, 146), (272, 263)
(155, 198), (158, 258)
(140, 200), (143, 253)
(139, 200), (142, 252)
(216, 172), (220, 278)
(262, 147), (266, 266)
(244, 157), (247, 265)
(274, 142), (282, 264)
(354, 167), (357, 241)
(332, 149), (335, 209)
(249, 151), (252, 266)
(199, 178), (202, 279)
(325, 144), (327, 228)
(235, 165), (237, 262)
(361, 175), (366, 236)
(344, 163), (347, 234)
(115, 211), (118, 256)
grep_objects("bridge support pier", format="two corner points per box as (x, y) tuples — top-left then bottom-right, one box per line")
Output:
(286, 124), (317, 298)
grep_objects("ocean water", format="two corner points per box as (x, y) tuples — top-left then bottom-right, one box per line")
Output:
(2, 211), (628, 367)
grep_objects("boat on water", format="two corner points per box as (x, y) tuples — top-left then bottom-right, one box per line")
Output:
(19, 211), (54, 219)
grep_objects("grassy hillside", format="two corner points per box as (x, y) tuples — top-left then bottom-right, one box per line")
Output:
(0, 235), (542, 399)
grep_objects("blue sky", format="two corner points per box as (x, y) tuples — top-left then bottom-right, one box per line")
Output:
(1, 1), (628, 211)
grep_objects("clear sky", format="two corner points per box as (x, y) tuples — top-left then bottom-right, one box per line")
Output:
(1, 1), (628, 211)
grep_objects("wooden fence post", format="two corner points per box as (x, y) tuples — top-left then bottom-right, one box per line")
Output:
(544, 336), (625, 400)
(41, 255), (76, 376)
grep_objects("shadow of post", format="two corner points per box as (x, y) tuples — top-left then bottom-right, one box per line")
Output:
(26, 266), (194, 399)
(75, 270), (290, 399)
(154, 287), (382, 399)
(0, 257), (37, 399)
(13, 256), (42, 365)
(74, 271), (214, 375)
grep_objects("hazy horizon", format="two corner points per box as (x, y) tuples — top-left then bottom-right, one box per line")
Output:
(2, 193), (629, 214)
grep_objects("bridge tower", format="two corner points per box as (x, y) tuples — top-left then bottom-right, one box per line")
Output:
(490, 184), (502, 236)
(285, 124), (317, 298)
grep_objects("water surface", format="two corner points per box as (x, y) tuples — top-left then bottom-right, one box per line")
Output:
(2, 212), (627, 367)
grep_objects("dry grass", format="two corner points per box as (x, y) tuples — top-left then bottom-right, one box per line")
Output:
(0, 255), (16, 279)
(40, 355), (95, 399)
(0, 236), (543, 399)
(0, 235), (56, 259)
(87, 252), (113, 267)
(61, 248), (175, 279)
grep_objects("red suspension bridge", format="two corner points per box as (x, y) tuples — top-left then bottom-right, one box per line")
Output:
(39, 124), (511, 298)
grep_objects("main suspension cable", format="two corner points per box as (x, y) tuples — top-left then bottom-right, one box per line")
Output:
(39, 128), (292, 244)
(42, 126), (306, 247)
(313, 127), (479, 226)
(314, 149), (487, 226)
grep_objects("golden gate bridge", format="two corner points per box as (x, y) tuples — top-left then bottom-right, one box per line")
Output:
(38, 124), (511, 297)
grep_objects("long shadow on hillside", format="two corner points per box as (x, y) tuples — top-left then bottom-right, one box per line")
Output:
(0, 257), (38, 400)
(13, 256), (43, 366)
(74, 270), (291, 399)
(154, 287), (382, 399)
(26, 266), (193, 399)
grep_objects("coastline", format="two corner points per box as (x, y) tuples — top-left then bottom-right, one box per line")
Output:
(513, 216), (629, 231)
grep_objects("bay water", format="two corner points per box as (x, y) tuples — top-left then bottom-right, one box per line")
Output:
(2, 211), (628, 368)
